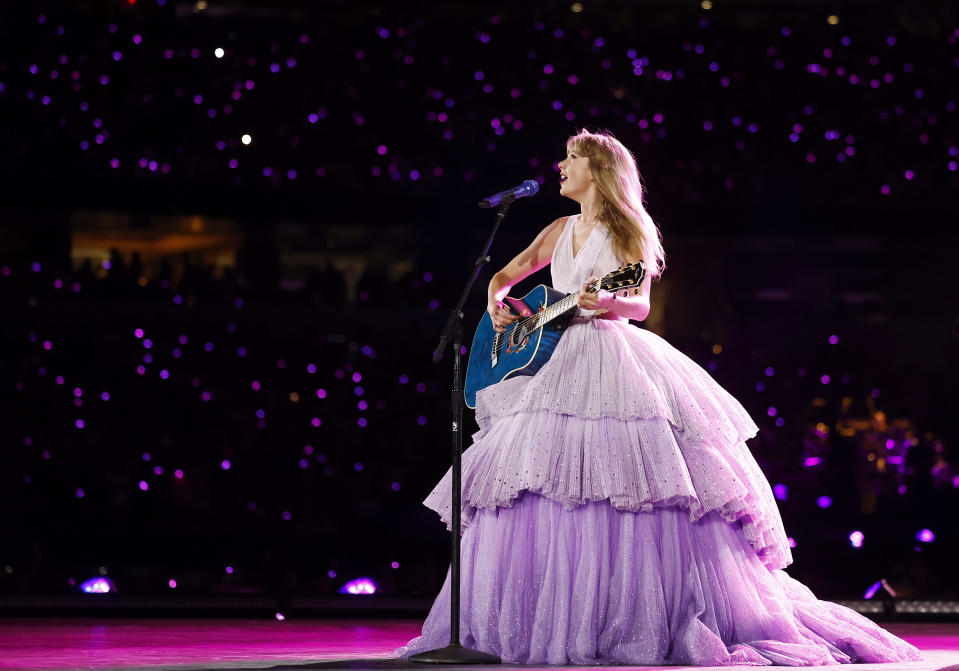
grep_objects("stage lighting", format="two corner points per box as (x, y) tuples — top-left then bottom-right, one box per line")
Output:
(80, 576), (116, 594)
(339, 577), (377, 595)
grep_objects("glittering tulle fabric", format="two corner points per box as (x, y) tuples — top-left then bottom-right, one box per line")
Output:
(426, 317), (790, 572)
(394, 319), (921, 665)
(395, 494), (920, 665)
(396, 216), (920, 664)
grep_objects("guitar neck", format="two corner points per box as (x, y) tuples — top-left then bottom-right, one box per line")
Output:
(535, 269), (635, 327)
(537, 290), (582, 327)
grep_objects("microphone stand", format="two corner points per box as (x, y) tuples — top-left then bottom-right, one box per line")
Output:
(411, 197), (516, 665)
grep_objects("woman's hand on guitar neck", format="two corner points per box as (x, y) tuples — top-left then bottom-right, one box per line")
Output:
(576, 277), (614, 312)
(487, 300), (525, 333)
(577, 275), (651, 321)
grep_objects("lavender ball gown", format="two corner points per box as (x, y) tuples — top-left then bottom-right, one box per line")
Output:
(395, 215), (921, 665)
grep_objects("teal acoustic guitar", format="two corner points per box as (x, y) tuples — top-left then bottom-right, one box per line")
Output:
(464, 262), (645, 408)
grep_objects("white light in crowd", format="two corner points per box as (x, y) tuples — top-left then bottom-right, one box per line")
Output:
(214, 48), (224, 59)
(80, 576), (116, 593)
(241, 134), (252, 145)
(339, 577), (377, 595)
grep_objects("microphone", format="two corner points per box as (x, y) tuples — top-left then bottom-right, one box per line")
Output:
(477, 179), (540, 208)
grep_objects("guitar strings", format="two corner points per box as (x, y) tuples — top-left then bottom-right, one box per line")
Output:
(495, 280), (606, 352)
(490, 264), (644, 357)
(492, 290), (582, 356)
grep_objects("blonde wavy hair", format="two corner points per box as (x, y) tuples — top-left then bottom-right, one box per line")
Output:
(567, 129), (666, 279)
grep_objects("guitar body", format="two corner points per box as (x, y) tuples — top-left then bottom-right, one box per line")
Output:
(464, 285), (573, 409)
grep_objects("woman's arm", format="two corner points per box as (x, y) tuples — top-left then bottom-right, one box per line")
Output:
(488, 217), (567, 332)
(577, 265), (652, 322)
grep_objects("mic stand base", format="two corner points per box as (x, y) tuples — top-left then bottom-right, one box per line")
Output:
(410, 643), (502, 665)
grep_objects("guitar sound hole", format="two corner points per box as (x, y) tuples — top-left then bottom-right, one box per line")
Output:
(509, 325), (530, 352)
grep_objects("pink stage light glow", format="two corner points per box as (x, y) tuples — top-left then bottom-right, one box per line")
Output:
(339, 577), (377, 595)
(80, 576), (116, 594)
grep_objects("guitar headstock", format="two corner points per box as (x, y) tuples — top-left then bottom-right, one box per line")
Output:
(597, 261), (646, 293)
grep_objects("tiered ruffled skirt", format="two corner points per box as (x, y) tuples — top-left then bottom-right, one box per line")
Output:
(396, 318), (921, 665)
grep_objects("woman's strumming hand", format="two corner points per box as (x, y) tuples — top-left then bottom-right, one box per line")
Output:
(487, 301), (523, 333)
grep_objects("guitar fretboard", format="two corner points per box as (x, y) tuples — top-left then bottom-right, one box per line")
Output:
(534, 290), (583, 329)
(519, 280), (599, 336)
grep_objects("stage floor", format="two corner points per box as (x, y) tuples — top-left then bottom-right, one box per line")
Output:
(0, 619), (955, 671)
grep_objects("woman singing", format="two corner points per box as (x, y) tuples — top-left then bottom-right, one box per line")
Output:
(396, 130), (920, 665)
